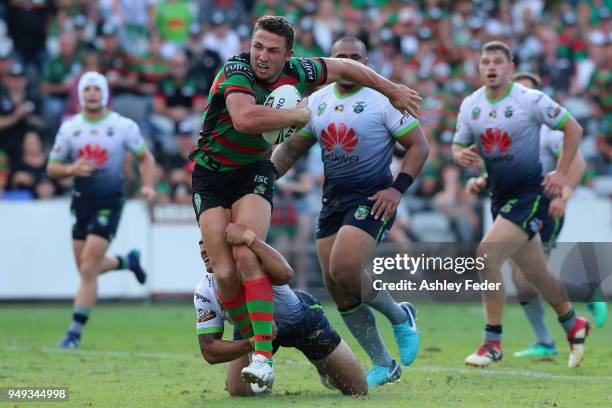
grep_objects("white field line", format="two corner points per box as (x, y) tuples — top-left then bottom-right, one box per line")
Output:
(2, 345), (612, 382)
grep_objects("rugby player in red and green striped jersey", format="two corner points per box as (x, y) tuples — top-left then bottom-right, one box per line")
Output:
(192, 15), (422, 389)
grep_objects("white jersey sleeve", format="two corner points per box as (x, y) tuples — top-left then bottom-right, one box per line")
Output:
(383, 104), (420, 138)
(194, 274), (225, 335)
(528, 90), (570, 131)
(48, 121), (73, 163)
(453, 98), (475, 146)
(122, 118), (147, 157)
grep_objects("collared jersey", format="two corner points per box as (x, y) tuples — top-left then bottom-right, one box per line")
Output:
(453, 82), (570, 199)
(49, 111), (146, 198)
(298, 84), (419, 197)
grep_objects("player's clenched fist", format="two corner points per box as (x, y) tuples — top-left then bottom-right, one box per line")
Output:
(224, 222), (248, 246)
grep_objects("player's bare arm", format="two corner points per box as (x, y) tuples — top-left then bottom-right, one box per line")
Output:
(452, 144), (482, 168)
(542, 116), (583, 197)
(270, 134), (317, 178)
(224, 222), (294, 285)
(198, 331), (254, 365)
(134, 148), (157, 202)
(225, 91), (310, 135)
(47, 157), (95, 178)
(549, 149), (586, 218)
(323, 57), (422, 118)
(369, 125), (429, 220)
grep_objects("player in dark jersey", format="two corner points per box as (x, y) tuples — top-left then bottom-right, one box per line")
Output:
(195, 226), (367, 396)
(452, 42), (590, 369)
(192, 16), (422, 387)
(271, 37), (429, 387)
(47, 72), (157, 348)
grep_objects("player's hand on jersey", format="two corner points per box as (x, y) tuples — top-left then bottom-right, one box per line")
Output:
(368, 187), (402, 221)
(548, 197), (567, 218)
(542, 170), (566, 198)
(72, 157), (96, 177)
(140, 185), (157, 203)
(466, 176), (486, 195)
(388, 84), (422, 118)
(457, 145), (482, 168)
(224, 222), (247, 246)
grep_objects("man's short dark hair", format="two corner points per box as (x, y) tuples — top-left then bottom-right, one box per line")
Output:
(331, 36), (367, 56)
(254, 15), (294, 50)
(512, 72), (541, 87)
(481, 41), (513, 62)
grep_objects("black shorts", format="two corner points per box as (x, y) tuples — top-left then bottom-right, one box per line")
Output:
(233, 290), (341, 361)
(191, 160), (274, 221)
(540, 214), (564, 253)
(316, 197), (395, 242)
(273, 290), (341, 361)
(491, 192), (550, 239)
(71, 195), (123, 242)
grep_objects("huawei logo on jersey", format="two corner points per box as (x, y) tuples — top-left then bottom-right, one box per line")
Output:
(321, 123), (358, 153)
(78, 144), (109, 167)
(480, 128), (511, 154)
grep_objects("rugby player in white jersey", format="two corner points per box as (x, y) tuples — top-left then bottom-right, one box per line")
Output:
(467, 72), (607, 358)
(453, 42), (590, 368)
(194, 224), (367, 396)
(47, 72), (157, 348)
(272, 37), (429, 386)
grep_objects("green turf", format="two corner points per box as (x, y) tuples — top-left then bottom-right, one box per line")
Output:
(1, 302), (610, 407)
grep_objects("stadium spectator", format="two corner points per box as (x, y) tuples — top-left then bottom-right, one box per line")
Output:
(535, 27), (575, 98)
(0, 63), (43, 162)
(160, 120), (195, 204)
(0, 47), (15, 85)
(40, 32), (80, 133)
(202, 10), (240, 62)
(8, 130), (57, 199)
(197, 0), (249, 28)
(151, 50), (203, 154)
(5, 0), (58, 79)
(293, 18), (325, 59)
(133, 29), (170, 96)
(72, 14), (96, 56)
(155, 0), (193, 45)
(110, 0), (156, 57)
(185, 22), (222, 96)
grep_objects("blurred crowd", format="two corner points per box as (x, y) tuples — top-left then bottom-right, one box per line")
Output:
(0, 1), (610, 283)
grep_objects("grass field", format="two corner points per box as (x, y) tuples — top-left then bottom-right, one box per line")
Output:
(1, 302), (610, 407)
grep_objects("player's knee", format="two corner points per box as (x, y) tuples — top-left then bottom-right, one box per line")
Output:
(232, 245), (260, 279)
(79, 259), (98, 280)
(329, 258), (360, 289)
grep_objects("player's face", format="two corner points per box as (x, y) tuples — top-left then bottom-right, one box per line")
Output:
(331, 42), (367, 90)
(250, 29), (294, 83)
(82, 85), (103, 112)
(479, 50), (513, 89)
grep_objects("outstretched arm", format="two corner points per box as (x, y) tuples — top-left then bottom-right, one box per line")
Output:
(225, 223), (294, 285)
(323, 58), (421, 118)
